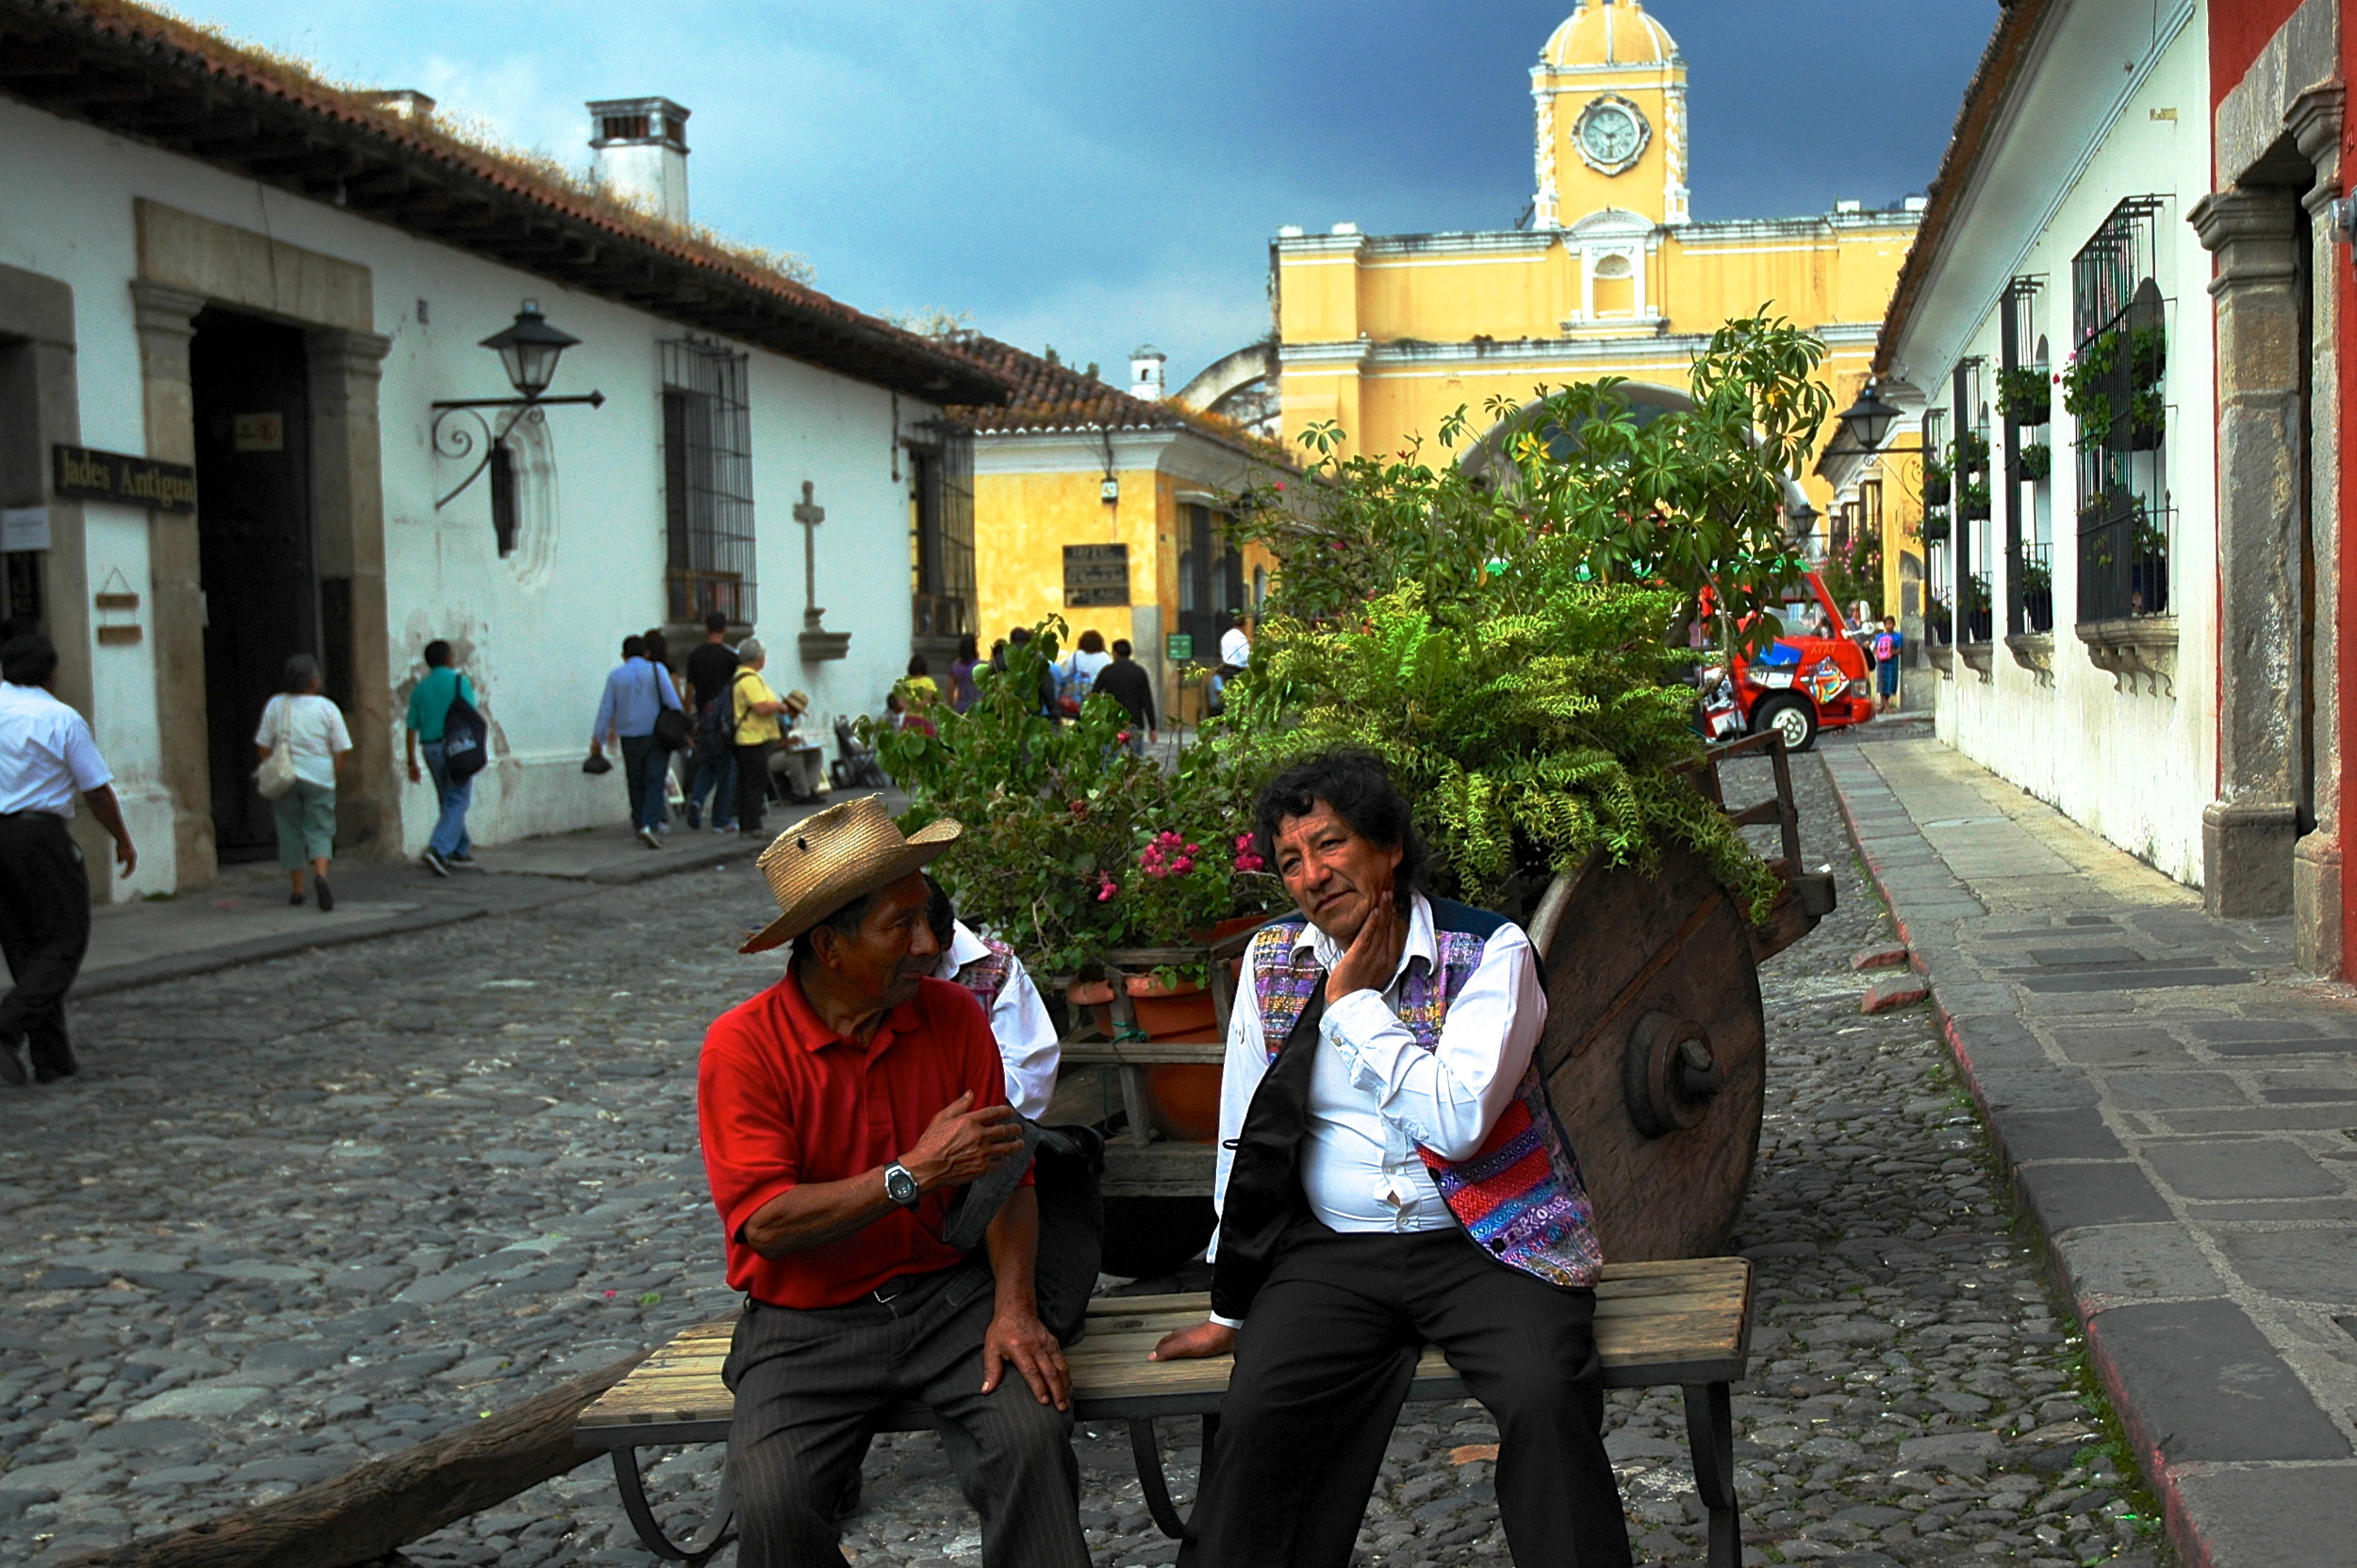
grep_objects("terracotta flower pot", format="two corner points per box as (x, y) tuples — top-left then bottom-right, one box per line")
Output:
(1146, 1065), (1223, 1143)
(1124, 974), (1218, 1038)
(1064, 979), (1114, 1038)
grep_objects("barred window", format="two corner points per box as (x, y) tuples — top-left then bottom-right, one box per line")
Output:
(661, 338), (755, 626)
(2070, 197), (2169, 621)
(908, 419), (975, 640)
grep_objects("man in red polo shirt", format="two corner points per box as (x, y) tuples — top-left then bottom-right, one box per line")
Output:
(700, 796), (1088, 1567)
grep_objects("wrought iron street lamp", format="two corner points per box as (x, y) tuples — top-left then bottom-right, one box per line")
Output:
(431, 299), (605, 512)
(1836, 381), (1904, 452)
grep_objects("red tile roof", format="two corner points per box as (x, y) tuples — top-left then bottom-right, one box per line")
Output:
(941, 333), (1292, 466)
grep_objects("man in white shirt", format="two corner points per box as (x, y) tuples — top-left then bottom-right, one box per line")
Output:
(924, 877), (1061, 1120)
(0, 634), (137, 1086)
(1149, 751), (1627, 1568)
(1217, 617), (1251, 670)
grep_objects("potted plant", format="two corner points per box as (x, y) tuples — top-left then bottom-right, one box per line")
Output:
(2019, 555), (2053, 633)
(1961, 477), (1992, 520)
(2020, 441), (2052, 483)
(2129, 388), (2166, 451)
(1921, 507), (1952, 544)
(1997, 365), (2052, 427)
(1920, 454), (1953, 509)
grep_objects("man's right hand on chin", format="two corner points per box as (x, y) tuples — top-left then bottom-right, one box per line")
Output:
(1148, 1320), (1236, 1362)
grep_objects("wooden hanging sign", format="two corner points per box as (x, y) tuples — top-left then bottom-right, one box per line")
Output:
(52, 444), (198, 514)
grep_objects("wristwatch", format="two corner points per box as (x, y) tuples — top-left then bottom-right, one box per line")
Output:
(882, 1162), (921, 1208)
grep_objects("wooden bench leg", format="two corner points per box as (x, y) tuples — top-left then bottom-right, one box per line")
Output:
(610, 1445), (738, 1566)
(1126, 1412), (1220, 1543)
(1680, 1382), (1740, 1568)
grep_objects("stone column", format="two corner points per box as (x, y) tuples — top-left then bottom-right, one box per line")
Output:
(129, 278), (215, 892)
(2292, 87), (2345, 970)
(305, 328), (396, 860)
(2192, 189), (2305, 917)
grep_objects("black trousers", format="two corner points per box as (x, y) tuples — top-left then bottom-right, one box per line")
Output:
(722, 1260), (1088, 1568)
(733, 741), (774, 834)
(1194, 1224), (1632, 1568)
(0, 811), (91, 1075)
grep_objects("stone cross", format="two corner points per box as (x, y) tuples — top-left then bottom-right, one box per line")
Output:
(795, 480), (826, 630)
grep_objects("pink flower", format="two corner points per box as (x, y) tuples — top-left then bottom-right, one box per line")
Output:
(1097, 879), (1119, 902)
(1173, 858), (1195, 874)
(1185, 843), (1198, 854)
(1117, 731), (1131, 744)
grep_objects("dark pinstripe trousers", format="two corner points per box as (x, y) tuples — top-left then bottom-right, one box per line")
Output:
(721, 1259), (1089, 1567)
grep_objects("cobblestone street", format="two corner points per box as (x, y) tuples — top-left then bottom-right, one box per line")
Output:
(0, 743), (2168, 1568)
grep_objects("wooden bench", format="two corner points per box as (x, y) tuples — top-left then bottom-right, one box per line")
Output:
(573, 1255), (1755, 1567)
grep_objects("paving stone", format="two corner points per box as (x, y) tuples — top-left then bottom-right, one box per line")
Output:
(2140, 1140), (2342, 1200)
(2168, 1463), (2357, 1568)
(1862, 975), (1930, 1014)
(2051, 1225), (2228, 1311)
(2087, 1299), (2350, 1463)
(1994, 1108), (2125, 1165)
(2202, 1226), (2357, 1302)
(2012, 1162), (2174, 1234)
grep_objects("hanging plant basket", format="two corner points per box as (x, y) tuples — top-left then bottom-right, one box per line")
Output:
(2020, 442), (2052, 483)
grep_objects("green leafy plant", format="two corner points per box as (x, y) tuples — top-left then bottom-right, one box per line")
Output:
(2130, 388), (2166, 447)
(2019, 555), (2053, 593)
(2020, 441), (2052, 482)
(1996, 365), (2052, 425)
(1920, 454), (1952, 506)
(1961, 477), (1992, 520)
(1920, 508), (1952, 544)
(1213, 586), (1780, 918)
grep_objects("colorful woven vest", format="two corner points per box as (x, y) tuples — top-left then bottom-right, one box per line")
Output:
(954, 936), (1016, 1013)
(1248, 902), (1603, 1288)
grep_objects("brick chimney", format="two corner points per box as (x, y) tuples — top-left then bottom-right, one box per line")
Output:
(587, 97), (691, 224)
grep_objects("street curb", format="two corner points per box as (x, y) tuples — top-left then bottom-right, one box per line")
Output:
(1817, 746), (2208, 1564)
(74, 835), (763, 999)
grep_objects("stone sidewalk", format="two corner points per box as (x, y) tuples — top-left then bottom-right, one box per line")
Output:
(1821, 731), (2357, 1568)
(75, 792), (896, 998)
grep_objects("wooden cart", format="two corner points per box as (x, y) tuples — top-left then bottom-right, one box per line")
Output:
(1052, 730), (1832, 1269)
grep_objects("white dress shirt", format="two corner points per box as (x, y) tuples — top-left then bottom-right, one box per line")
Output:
(1219, 627), (1252, 668)
(0, 682), (112, 819)
(1207, 894), (1545, 1320)
(936, 920), (1062, 1121)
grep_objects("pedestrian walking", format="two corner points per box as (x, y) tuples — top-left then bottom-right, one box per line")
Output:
(255, 654), (351, 912)
(0, 632), (137, 1087)
(729, 637), (792, 837)
(1872, 616), (1904, 713)
(404, 639), (481, 876)
(1092, 638), (1157, 754)
(1058, 629), (1111, 715)
(683, 610), (739, 834)
(948, 634), (982, 715)
(590, 634), (685, 850)
(904, 654), (940, 710)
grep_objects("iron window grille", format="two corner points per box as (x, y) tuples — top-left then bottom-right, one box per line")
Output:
(1949, 360), (1992, 643)
(908, 419), (975, 641)
(661, 338), (756, 626)
(2000, 275), (2052, 636)
(1177, 502), (1246, 661)
(2070, 197), (2170, 622)
(1920, 407), (1951, 646)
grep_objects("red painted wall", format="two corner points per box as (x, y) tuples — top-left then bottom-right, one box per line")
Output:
(2212, 0), (2316, 104)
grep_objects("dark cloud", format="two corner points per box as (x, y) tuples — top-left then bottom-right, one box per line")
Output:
(178, 1), (1998, 385)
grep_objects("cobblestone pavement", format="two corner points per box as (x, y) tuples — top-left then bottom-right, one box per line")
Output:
(0, 749), (2170, 1567)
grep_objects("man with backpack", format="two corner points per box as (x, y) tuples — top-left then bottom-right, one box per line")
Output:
(683, 611), (739, 834)
(404, 639), (482, 876)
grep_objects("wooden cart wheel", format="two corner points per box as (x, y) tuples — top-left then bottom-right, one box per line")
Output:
(1533, 844), (1767, 1263)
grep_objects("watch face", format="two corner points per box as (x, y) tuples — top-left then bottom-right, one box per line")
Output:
(1575, 98), (1650, 173)
(885, 1164), (918, 1204)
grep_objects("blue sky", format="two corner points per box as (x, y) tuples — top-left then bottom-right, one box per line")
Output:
(175, 1), (2000, 387)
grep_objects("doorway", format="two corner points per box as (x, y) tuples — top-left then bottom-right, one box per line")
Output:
(190, 308), (317, 860)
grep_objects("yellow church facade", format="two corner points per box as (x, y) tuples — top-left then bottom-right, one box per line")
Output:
(1272, 0), (1923, 610)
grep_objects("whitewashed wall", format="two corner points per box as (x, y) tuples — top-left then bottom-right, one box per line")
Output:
(1890, 6), (2214, 886)
(0, 94), (932, 884)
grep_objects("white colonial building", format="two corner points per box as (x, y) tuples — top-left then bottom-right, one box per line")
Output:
(0, 2), (1003, 900)
(1870, 3), (2222, 892)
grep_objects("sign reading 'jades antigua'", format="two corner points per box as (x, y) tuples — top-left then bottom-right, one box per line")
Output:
(52, 444), (198, 514)
(1063, 542), (1130, 607)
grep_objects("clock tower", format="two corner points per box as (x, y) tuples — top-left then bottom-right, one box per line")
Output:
(1531, 0), (1689, 231)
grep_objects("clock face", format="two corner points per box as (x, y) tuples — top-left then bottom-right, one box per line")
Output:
(1574, 98), (1650, 173)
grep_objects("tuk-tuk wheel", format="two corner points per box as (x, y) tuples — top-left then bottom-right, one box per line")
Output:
(1751, 694), (1818, 753)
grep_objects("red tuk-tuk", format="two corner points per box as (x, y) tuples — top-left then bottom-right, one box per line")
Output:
(1697, 570), (1874, 752)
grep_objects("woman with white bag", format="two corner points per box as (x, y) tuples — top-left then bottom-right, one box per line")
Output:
(254, 654), (352, 912)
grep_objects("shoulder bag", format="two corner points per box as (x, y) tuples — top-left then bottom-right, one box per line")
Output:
(651, 665), (693, 752)
(442, 688), (489, 783)
(255, 699), (301, 800)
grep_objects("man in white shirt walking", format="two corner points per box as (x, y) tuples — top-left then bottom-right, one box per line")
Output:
(1149, 750), (1628, 1568)
(0, 634), (137, 1086)
(1217, 616), (1252, 671)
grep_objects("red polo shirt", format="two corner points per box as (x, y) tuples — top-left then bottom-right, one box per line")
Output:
(698, 970), (1020, 1309)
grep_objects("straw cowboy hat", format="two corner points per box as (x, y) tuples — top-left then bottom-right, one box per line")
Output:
(739, 794), (962, 954)
(783, 689), (811, 716)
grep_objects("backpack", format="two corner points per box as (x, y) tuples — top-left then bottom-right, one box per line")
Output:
(442, 691), (489, 783)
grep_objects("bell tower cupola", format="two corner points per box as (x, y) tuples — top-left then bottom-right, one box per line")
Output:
(1531, 0), (1688, 231)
